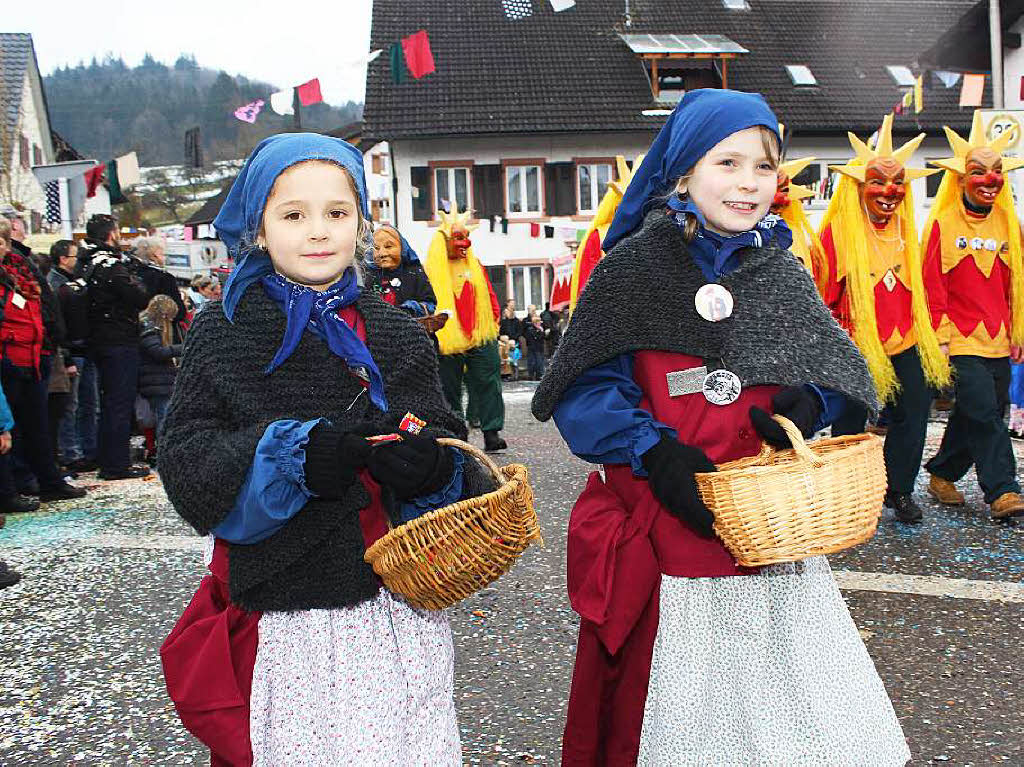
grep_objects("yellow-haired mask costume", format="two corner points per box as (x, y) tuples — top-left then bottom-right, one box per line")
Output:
(568, 155), (643, 314)
(772, 155), (828, 291)
(422, 207), (499, 355)
(921, 110), (1024, 355)
(819, 114), (949, 402)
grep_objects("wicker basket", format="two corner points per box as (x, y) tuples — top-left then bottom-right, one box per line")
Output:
(364, 438), (542, 611)
(695, 415), (886, 567)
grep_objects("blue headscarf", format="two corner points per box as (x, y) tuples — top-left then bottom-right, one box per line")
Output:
(603, 89), (782, 252)
(214, 132), (370, 320)
(365, 224), (421, 268)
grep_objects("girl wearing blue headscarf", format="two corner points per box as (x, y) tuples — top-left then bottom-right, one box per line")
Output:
(532, 91), (908, 765)
(158, 134), (494, 765)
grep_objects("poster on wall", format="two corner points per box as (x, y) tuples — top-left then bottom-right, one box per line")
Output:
(979, 110), (1024, 221)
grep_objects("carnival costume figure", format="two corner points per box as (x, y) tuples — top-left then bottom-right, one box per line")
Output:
(820, 114), (950, 524)
(922, 111), (1024, 519)
(770, 155), (828, 290)
(366, 224), (438, 317)
(534, 89), (909, 766)
(422, 207), (507, 452)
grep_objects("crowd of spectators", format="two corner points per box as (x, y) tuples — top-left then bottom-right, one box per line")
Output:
(0, 212), (199, 589)
(498, 299), (566, 381)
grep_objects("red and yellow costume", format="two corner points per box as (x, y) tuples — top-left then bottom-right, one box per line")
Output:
(771, 155), (828, 291)
(568, 155), (642, 314)
(922, 111), (1024, 357)
(819, 114), (949, 402)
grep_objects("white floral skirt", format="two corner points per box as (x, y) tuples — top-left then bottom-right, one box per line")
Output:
(249, 590), (461, 766)
(638, 557), (911, 766)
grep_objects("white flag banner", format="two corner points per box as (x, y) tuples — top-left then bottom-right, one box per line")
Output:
(116, 152), (141, 187)
(935, 70), (962, 89)
(270, 89), (295, 116)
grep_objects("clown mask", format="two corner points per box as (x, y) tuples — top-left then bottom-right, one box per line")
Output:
(771, 170), (792, 215)
(961, 147), (1004, 209)
(447, 227), (472, 261)
(859, 157), (906, 224)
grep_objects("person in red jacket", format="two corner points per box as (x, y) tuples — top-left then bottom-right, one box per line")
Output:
(0, 219), (85, 513)
(920, 110), (1024, 520)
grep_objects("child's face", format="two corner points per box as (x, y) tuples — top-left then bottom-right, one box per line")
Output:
(262, 161), (361, 290)
(680, 127), (777, 236)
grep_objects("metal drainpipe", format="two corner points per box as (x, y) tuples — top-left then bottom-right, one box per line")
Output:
(991, 0), (1004, 108)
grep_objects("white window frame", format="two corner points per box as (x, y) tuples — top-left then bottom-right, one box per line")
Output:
(785, 65), (817, 87)
(577, 162), (613, 215)
(509, 264), (547, 313)
(433, 166), (472, 216)
(505, 164), (543, 218)
(784, 159), (845, 206)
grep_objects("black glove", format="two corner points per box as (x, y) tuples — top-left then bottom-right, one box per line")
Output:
(303, 423), (373, 499)
(366, 432), (455, 500)
(749, 386), (822, 449)
(640, 434), (717, 538)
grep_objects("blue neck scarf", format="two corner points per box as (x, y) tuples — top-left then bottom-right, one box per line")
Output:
(667, 195), (793, 281)
(260, 269), (388, 412)
(604, 89), (781, 252)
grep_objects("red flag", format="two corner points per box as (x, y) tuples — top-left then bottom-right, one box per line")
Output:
(296, 78), (323, 106)
(401, 30), (436, 79)
(530, 222), (540, 237)
(85, 164), (106, 198)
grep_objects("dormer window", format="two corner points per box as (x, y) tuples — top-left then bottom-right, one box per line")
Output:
(619, 33), (748, 101)
(722, 0), (751, 9)
(785, 65), (817, 87)
(886, 65), (916, 87)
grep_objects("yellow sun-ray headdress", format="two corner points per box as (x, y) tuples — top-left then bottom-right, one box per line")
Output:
(930, 110), (1024, 175)
(776, 156), (827, 290)
(436, 206), (479, 237)
(568, 155), (644, 314)
(923, 110), (1024, 345)
(829, 113), (936, 184)
(819, 115), (949, 402)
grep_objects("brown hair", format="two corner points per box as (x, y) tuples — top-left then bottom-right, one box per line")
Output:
(671, 125), (781, 242)
(142, 294), (179, 347)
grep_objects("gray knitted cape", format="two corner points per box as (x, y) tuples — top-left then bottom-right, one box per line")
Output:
(159, 283), (491, 612)
(532, 211), (878, 421)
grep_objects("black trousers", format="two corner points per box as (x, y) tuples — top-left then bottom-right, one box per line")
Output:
(0, 360), (62, 497)
(926, 355), (1019, 503)
(832, 346), (931, 495)
(93, 345), (140, 474)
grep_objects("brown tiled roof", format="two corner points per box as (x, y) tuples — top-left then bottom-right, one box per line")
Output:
(365, 0), (987, 140)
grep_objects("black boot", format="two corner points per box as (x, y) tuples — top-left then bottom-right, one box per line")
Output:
(483, 430), (507, 452)
(38, 481), (87, 502)
(0, 494), (40, 514)
(885, 491), (923, 524)
(0, 560), (22, 589)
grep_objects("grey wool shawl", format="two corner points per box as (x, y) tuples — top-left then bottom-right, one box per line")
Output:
(160, 283), (492, 612)
(532, 211), (878, 422)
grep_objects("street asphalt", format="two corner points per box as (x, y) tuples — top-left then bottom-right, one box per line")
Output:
(0, 381), (1020, 766)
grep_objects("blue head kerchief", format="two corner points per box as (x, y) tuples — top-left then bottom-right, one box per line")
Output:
(214, 132), (370, 320)
(603, 89), (781, 252)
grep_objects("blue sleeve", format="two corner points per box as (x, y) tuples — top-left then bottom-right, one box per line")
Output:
(212, 418), (323, 544)
(398, 447), (464, 523)
(0, 381), (12, 432)
(805, 384), (845, 430)
(552, 353), (676, 476)
(400, 299), (436, 317)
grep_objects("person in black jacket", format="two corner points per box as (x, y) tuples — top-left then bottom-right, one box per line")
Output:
(77, 214), (151, 480)
(522, 311), (549, 380)
(138, 294), (182, 464)
(132, 237), (187, 323)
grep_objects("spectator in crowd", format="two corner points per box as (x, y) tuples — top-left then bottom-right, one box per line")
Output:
(499, 299), (521, 340)
(46, 349), (75, 470)
(46, 240), (97, 472)
(132, 237), (187, 322)
(138, 294), (182, 465)
(523, 311), (550, 380)
(0, 376), (19, 590)
(186, 274), (221, 312)
(0, 219), (85, 511)
(77, 214), (150, 480)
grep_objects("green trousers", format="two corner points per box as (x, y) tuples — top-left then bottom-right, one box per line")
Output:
(438, 341), (505, 432)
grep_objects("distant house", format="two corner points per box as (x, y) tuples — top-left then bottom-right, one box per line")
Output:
(364, 0), (990, 310)
(0, 33), (56, 230)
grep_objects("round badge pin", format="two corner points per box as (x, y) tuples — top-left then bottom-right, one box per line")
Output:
(970, 237), (985, 250)
(702, 369), (742, 405)
(955, 236), (968, 249)
(695, 284), (734, 322)
(985, 238), (999, 252)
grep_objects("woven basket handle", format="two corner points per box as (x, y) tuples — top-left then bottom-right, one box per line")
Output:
(772, 415), (823, 466)
(436, 437), (507, 485)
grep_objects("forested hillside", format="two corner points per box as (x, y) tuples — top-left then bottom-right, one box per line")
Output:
(44, 54), (362, 165)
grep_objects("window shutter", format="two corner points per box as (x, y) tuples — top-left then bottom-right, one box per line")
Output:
(410, 166), (431, 221)
(371, 154), (382, 175)
(472, 164), (503, 220)
(545, 162), (576, 216)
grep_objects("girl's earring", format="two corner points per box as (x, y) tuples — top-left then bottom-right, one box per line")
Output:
(677, 189), (688, 200)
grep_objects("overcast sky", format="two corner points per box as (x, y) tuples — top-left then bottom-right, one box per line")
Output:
(13, 0), (374, 105)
